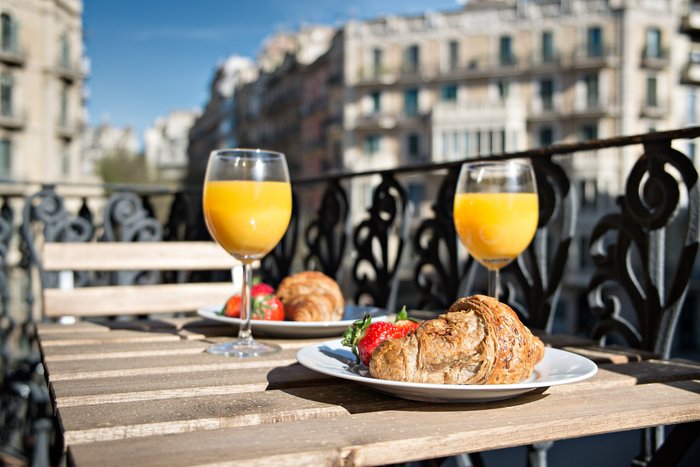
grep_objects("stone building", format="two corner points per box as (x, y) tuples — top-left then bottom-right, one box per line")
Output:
(0, 0), (88, 186)
(144, 109), (200, 183)
(185, 55), (257, 188)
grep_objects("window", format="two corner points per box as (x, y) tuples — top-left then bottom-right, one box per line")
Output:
(476, 131), (482, 155)
(463, 132), (471, 157)
(441, 84), (457, 102)
(499, 35), (515, 65)
(689, 90), (697, 124)
(587, 26), (603, 57)
(0, 72), (13, 116)
(542, 31), (555, 63)
(497, 79), (510, 100)
(60, 33), (70, 68)
(370, 90), (381, 113)
(539, 126), (554, 146)
(584, 73), (599, 109)
(580, 179), (599, 209)
(372, 47), (383, 75)
(448, 40), (459, 70)
(646, 75), (658, 107)
(580, 124), (598, 141)
(1, 13), (17, 52)
(60, 84), (69, 125)
(0, 138), (10, 176)
(407, 133), (420, 158)
(404, 88), (419, 116)
(499, 129), (506, 153)
(689, 141), (696, 162)
(364, 135), (381, 155)
(61, 143), (70, 176)
(645, 27), (661, 59)
(404, 45), (419, 73)
(333, 141), (342, 169)
(407, 182), (425, 207)
(540, 78), (554, 110)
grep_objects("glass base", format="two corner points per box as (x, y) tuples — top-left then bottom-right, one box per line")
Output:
(206, 340), (281, 358)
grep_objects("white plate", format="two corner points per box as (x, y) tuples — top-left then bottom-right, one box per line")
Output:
(296, 339), (598, 403)
(197, 305), (389, 338)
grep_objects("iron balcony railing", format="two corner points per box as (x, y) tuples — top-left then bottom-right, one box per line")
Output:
(2, 126), (700, 464)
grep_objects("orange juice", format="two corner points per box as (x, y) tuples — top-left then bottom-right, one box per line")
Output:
(203, 180), (292, 260)
(453, 192), (538, 269)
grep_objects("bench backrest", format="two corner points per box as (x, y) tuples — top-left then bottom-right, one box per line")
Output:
(41, 242), (239, 319)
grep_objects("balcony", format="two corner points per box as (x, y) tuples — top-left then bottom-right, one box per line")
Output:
(640, 47), (670, 70)
(2, 127), (700, 467)
(569, 45), (618, 70)
(529, 52), (562, 71)
(570, 101), (618, 120)
(55, 59), (87, 82)
(56, 117), (82, 139)
(682, 52), (700, 85)
(0, 44), (27, 66)
(0, 108), (26, 129)
(352, 112), (398, 130)
(355, 67), (399, 86)
(640, 99), (669, 119)
(527, 100), (561, 122)
(681, 11), (700, 33)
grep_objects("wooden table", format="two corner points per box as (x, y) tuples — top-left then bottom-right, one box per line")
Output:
(36, 317), (700, 466)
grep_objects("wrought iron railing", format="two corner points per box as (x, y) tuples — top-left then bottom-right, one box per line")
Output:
(1, 126), (700, 464)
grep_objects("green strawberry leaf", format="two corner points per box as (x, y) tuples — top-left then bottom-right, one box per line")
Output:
(341, 312), (372, 364)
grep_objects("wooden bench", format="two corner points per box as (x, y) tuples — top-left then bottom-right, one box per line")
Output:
(41, 242), (241, 319)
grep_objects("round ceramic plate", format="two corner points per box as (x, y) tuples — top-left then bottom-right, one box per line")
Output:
(296, 338), (598, 403)
(197, 305), (389, 338)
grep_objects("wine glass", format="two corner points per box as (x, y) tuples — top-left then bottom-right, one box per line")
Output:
(453, 160), (538, 300)
(202, 149), (292, 357)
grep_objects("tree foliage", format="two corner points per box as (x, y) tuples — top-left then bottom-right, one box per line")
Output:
(97, 148), (152, 184)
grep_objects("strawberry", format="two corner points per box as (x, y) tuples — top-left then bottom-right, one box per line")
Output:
(341, 307), (419, 366)
(221, 282), (284, 321)
(251, 294), (284, 321)
(251, 283), (275, 297)
(223, 295), (242, 318)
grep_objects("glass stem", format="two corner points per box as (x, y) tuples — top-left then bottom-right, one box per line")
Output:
(238, 261), (254, 344)
(488, 268), (500, 301)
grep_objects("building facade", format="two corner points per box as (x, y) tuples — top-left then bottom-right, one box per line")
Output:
(228, 1), (700, 221)
(343, 0), (695, 200)
(82, 123), (139, 177)
(185, 55), (257, 188)
(0, 0), (88, 186)
(144, 109), (200, 183)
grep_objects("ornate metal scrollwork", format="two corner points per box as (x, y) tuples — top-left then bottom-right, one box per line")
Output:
(412, 167), (464, 310)
(164, 191), (196, 241)
(502, 156), (577, 331)
(1, 196), (14, 331)
(102, 191), (163, 286)
(352, 173), (409, 310)
(21, 186), (95, 316)
(260, 191), (299, 287)
(303, 179), (349, 278)
(587, 139), (699, 358)
(102, 191), (163, 243)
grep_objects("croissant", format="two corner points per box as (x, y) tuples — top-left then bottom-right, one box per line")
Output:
(276, 271), (345, 321)
(369, 295), (545, 384)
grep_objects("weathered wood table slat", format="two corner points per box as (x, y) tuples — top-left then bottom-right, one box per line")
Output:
(35, 318), (700, 466)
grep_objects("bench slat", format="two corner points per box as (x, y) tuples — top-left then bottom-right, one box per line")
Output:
(42, 242), (237, 271)
(43, 283), (232, 317)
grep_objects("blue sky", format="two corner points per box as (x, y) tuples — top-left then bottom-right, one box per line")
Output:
(83, 0), (465, 147)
